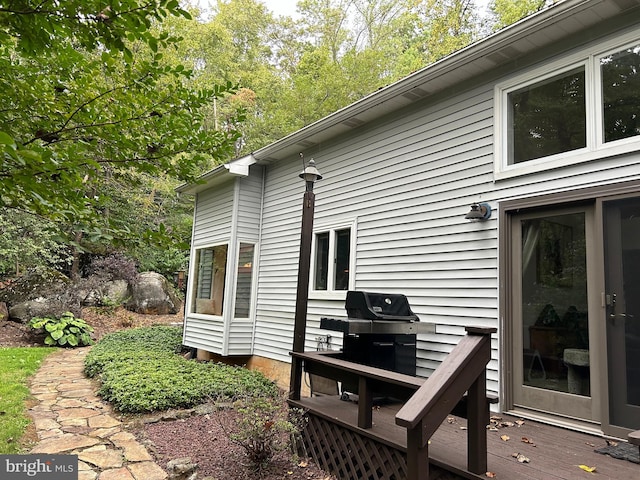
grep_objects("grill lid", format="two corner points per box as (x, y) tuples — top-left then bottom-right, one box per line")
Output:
(345, 291), (419, 322)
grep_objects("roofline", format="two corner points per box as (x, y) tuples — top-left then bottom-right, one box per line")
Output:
(251, 0), (595, 161)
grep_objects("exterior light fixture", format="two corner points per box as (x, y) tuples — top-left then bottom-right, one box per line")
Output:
(465, 202), (492, 221)
(290, 155), (322, 400)
(299, 158), (322, 191)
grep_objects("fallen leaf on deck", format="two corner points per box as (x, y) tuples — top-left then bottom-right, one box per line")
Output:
(501, 421), (515, 427)
(447, 417), (456, 423)
(490, 415), (503, 421)
(501, 435), (510, 441)
(521, 437), (536, 446)
(488, 426), (499, 431)
(515, 419), (525, 426)
(511, 453), (530, 463)
(605, 440), (618, 447)
(585, 442), (595, 447)
(486, 472), (497, 478)
(579, 465), (597, 473)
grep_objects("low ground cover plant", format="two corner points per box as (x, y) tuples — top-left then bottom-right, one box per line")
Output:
(84, 326), (279, 413)
(0, 347), (55, 453)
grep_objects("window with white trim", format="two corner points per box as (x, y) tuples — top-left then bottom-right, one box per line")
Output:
(495, 36), (640, 177)
(192, 244), (227, 315)
(313, 226), (352, 292)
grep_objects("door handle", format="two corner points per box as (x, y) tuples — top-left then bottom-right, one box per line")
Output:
(606, 293), (634, 319)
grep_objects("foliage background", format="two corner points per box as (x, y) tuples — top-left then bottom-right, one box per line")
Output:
(0, 0), (551, 281)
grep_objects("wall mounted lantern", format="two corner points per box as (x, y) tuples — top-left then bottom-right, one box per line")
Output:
(465, 202), (492, 221)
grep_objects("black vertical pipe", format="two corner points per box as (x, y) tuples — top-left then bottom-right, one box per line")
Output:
(289, 188), (315, 400)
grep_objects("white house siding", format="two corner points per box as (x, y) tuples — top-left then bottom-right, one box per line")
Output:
(235, 168), (263, 243)
(248, 15), (640, 402)
(224, 169), (265, 355)
(191, 181), (235, 247)
(250, 83), (500, 397)
(183, 180), (236, 353)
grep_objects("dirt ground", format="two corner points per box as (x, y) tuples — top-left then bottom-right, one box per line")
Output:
(1, 307), (333, 480)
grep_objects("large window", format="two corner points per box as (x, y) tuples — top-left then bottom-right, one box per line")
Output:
(234, 243), (254, 318)
(508, 68), (586, 164)
(601, 45), (640, 143)
(192, 245), (227, 315)
(496, 37), (640, 177)
(313, 227), (351, 292)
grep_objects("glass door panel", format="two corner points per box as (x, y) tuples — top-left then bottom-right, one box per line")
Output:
(512, 206), (595, 421)
(604, 198), (640, 430)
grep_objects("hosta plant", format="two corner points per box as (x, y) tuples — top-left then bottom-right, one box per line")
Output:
(29, 312), (94, 347)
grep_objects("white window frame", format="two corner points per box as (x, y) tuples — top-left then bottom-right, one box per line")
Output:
(494, 31), (640, 180)
(188, 242), (229, 320)
(309, 220), (357, 300)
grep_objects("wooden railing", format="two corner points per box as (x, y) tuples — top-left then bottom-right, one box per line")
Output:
(396, 326), (495, 480)
(289, 326), (496, 480)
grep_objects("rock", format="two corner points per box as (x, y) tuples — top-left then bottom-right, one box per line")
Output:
(126, 272), (180, 315)
(166, 457), (198, 480)
(82, 280), (131, 307)
(9, 297), (66, 324)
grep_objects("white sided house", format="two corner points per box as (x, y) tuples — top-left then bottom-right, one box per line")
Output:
(178, 0), (640, 439)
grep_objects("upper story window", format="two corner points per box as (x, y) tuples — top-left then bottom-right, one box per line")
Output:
(508, 67), (586, 164)
(312, 225), (354, 294)
(192, 244), (227, 316)
(601, 45), (640, 144)
(495, 34), (640, 179)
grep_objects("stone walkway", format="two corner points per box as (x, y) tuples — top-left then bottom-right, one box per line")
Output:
(28, 348), (168, 480)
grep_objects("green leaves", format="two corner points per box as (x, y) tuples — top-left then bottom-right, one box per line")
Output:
(28, 312), (95, 348)
(84, 326), (279, 412)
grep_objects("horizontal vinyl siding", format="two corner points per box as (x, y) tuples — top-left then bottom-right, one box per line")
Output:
(236, 169), (263, 242)
(252, 85), (500, 383)
(227, 321), (254, 355)
(184, 180), (236, 352)
(247, 25), (640, 397)
(183, 318), (225, 354)
(192, 181), (235, 246)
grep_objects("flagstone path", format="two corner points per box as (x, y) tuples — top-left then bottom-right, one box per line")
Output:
(28, 348), (168, 480)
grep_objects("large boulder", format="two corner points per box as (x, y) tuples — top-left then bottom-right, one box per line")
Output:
(82, 279), (131, 307)
(126, 272), (180, 315)
(9, 297), (68, 324)
(0, 268), (77, 323)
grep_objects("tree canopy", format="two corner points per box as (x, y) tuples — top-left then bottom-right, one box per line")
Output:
(0, 0), (550, 278)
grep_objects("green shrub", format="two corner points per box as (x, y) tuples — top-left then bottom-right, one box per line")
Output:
(85, 325), (279, 413)
(29, 312), (94, 347)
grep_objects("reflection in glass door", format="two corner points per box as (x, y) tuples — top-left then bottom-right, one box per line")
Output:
(604, 198), (640, 430)
(512, 207), (595, 421)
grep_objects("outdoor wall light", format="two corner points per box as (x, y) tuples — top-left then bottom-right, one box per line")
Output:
(299, 157), (322, 191)
(465, 202), (492, 221)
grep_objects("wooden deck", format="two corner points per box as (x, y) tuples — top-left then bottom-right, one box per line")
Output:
(291, 394), (640, 480)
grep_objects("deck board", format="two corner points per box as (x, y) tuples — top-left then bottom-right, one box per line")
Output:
(291, 395), (640, 480)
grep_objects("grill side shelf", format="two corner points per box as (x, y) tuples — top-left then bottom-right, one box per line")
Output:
(320, 317), (435, 335)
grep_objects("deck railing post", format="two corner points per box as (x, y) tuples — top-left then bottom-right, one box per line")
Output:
(467, 367), (488, 474)
(406, 421), (429, 480)
(358, 376), (373, 428)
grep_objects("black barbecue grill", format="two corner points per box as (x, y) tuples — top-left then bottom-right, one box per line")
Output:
(320, 291), (435, 398)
